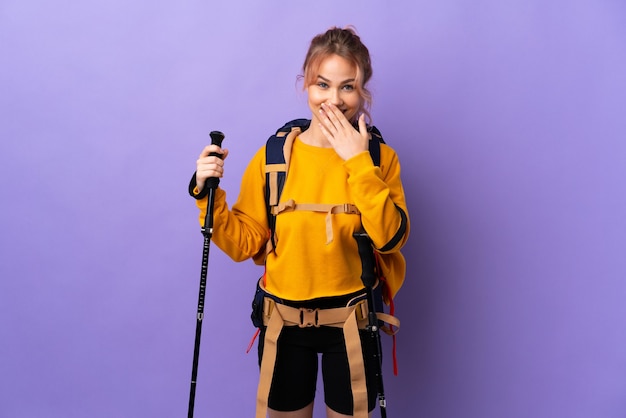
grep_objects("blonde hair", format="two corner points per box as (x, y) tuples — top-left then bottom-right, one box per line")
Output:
(300, 26), (373, 123)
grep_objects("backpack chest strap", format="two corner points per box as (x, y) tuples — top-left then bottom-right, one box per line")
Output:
(270, 199), (361, 244)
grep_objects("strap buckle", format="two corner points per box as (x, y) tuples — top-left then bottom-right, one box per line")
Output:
(354, 300), (369, 322)
(263, 298), (275, 319)
(342, 203), (360, 214)
(299, 308), (320, 328)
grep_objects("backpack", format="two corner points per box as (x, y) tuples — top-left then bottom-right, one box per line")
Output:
(255, 119), (407, 373)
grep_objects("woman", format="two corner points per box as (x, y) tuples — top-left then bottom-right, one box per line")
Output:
(192, 26), (409, 418)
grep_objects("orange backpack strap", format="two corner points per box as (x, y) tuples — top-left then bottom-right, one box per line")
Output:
(263, 120), (309, 259)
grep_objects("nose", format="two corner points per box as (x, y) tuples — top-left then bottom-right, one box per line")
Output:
(328, 88), (343, 106)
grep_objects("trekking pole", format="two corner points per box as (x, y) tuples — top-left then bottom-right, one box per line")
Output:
(353, 232), (388, 418)
(188, 131), (225, 418)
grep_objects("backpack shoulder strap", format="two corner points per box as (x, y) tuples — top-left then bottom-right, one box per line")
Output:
(264, 119), (311, 253)
(367, 124), (383, 167)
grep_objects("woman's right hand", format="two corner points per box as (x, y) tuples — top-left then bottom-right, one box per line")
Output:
(195, 144), (229, 191)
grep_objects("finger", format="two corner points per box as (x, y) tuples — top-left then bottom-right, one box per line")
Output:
(322, 102), (348, 129)
(319, 106), (337, 133)
(358, 114), (368, 139)
(320, 103), (345, 131)
(197, 154), (225, 173)
(199, 144), (224, 159)
(213, 148), (229, 161)
(197, 163), (223, 179)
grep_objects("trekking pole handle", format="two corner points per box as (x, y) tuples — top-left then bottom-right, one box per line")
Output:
(204, 130), (225, 190)
(353, 232), (377, 288)
(209, 130), (225, 151)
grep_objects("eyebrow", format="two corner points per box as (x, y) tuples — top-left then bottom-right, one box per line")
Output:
(317, 75), (356, 84)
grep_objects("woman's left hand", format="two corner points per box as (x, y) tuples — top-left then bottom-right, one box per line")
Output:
(318, 102), (369, 161)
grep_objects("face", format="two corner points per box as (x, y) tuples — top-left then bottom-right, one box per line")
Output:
(307, 54), (362, 124)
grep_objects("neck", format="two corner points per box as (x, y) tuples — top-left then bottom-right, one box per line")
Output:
(299, 116), (332, 148)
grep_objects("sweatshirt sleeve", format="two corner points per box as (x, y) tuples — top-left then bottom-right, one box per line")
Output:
(195, 146), (269, 262)
(343, 144), (410, 253)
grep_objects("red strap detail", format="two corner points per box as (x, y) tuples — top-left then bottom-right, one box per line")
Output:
(388, 295), (398, 375)
(246, 328), (261, 354)
(247, 269), (267, 354)
(392, 334), (398, 376)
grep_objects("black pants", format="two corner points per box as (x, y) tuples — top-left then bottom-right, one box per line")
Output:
(257, 291), (379, 414)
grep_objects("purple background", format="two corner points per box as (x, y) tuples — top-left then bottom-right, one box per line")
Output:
(2, 1), (625, 417)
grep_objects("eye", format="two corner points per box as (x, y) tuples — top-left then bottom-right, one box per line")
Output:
(342, 84), (355, 91)
(317, 82), (329, 89)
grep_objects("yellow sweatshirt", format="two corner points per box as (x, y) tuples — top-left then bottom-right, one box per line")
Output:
(196, 136), (409, 301)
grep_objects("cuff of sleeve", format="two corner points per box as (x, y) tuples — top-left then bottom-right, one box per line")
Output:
(189, 172), (211, 199)
(343, 151), (375, 176)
